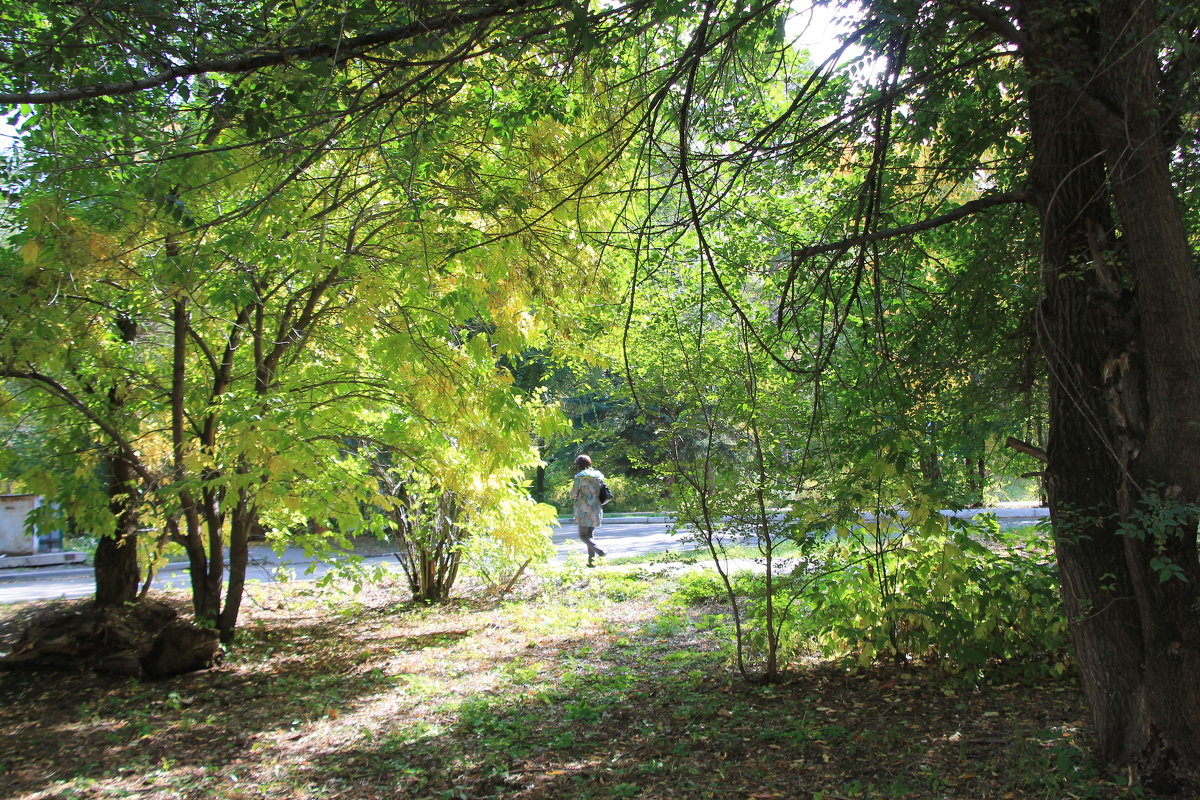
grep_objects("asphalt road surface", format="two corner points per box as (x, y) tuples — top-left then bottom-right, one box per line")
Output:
(0, 519), (682, 604)
(0, 507), (1047, 604)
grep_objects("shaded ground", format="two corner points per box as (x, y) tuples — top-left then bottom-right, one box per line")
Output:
(0, 564), (1150, 800)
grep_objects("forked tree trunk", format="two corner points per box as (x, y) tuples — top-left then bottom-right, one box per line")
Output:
(171, 295), (224, 629)
(1022, 0), (1200, 789)
(1095, 8), (1200, 783)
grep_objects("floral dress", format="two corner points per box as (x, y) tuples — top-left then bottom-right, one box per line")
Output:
(570, 468), (606, 528)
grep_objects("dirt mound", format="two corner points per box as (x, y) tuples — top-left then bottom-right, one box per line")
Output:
(0, 599), (219, 679)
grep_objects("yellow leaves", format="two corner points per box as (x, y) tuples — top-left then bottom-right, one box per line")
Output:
(135, 435), (173, 467)
(468, 493), (558, 557)
(19, 197), (143, 283)
(19, 240), (41, 264)
(267, 454), (290, 477)
(465, 333), (492, 363)
(84, 231), (118, 261)
(532, 403), (570, 441)
(485, 293), (543, 352)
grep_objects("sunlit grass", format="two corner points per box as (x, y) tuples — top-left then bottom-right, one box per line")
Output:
(0, 561), (1148, 800)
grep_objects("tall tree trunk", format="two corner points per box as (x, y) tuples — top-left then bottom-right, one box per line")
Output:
(1091, 0), (1200, 783)
(1022, 0), (1200, 788)
(94, 313), (142, 607)
(94, 452), (140, 607)
(218, 488), (255, 642)
(975, 457), (985, 505)
(170, 295), (222, 626)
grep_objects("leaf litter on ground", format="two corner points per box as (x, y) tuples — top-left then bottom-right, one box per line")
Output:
(0, 565), (1159, 800)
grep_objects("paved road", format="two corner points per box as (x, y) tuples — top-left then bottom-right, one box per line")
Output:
(0, 506), (1048, 604)
(0, 519), (683, 604)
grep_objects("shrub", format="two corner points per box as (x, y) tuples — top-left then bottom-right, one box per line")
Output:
(790, 518), (1069, 677)
(672, 570), (728, 605)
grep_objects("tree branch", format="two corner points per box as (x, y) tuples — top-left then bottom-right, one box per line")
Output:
(789, 190), (1031, 263)
(1006, 436), (1049, 464)
(0, 367), (156, 482)
(0, 0), (544, 106)
(955, 0), (1031, 50)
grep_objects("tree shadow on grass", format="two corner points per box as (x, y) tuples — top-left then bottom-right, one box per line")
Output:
(0, 581), (1151, 800)
(290, 625), (1143, 800)
(0, 596), (479, 799)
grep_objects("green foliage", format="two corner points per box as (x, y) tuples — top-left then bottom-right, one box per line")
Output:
(796, 520), (1069, 678)
(0, 4), (635, 632)
(1116, 485), (1199, 584)
(668, 518), (1069, 680)
(671, 569), (729, 605)
(544, 470), (663, 514)
(3, 10), (1189, 782)
(598, 474), (664, 513)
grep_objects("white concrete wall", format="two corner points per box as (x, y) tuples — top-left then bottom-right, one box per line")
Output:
(0, 495), (40, 556)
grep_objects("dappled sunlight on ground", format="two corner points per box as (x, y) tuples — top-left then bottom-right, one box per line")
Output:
(0, 567), (1147, 800)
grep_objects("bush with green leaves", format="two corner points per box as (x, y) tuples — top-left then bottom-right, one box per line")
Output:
(670, 518), (1069, 680)
(796, 518), (1069, 677)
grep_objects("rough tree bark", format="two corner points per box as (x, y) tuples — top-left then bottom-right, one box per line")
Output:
(1021, 0), (1200, 789)
(93, 314), (142, 608)
(93, 451), (140, 607)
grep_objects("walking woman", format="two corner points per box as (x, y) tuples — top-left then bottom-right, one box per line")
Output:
(569, 454), (608, 566)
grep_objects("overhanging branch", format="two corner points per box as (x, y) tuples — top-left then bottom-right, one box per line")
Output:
(0, 0), (545, 106)
(1006, 436), (1049, 464)
(0, 367), (157, 483)
(789, 190), (1031, 263)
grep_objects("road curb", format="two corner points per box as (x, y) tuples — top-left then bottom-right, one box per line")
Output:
(557, 516), (673, 525)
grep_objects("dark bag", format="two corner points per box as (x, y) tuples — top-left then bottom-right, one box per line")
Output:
(598, 482), (614, 506)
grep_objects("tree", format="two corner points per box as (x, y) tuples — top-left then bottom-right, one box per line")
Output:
(636, 0), (1200, 787)
(4, 0), (1200, 785)
(0, 1), (627, 640)
(1005, 3), (1200, 784)
(371, 435), (560, 602)
(624, 263), (825, 681)
(0, 190), (164, 607)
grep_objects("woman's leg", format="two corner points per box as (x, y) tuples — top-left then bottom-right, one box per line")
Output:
(577, 525), (605, 565)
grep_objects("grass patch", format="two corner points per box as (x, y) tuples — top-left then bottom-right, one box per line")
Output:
(0, 564), (1154, 800)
